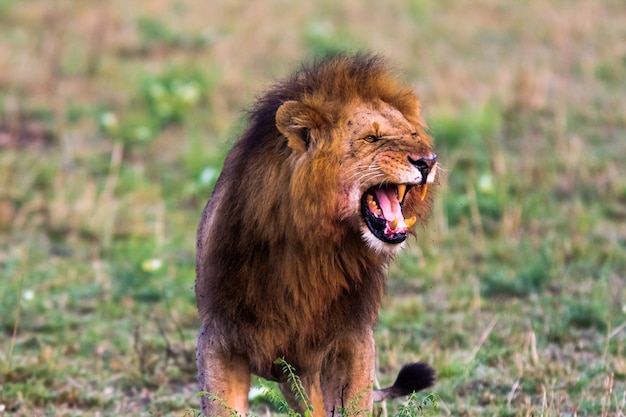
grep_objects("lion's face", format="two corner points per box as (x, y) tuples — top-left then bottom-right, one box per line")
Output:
(338, 100), (438, 252)
(277, 98), (437, 255)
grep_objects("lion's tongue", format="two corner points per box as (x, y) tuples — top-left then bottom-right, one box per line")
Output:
(374, 189), (407, 232)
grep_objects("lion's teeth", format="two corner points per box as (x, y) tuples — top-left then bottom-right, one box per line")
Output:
(419, 184), (428, 201)
(367, 195), (380, 213)
(397, 184), (406, 203)
(405, 216), (416, 228)
(389, 217), (399, 230)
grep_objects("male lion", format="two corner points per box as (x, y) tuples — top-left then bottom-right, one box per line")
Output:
(196, 53), (438, 417)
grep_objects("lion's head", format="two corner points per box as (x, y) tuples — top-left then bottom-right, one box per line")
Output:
(269, 54), (438, 254)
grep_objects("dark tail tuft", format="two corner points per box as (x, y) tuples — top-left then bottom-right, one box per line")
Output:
(392, 362), (436, 395)
(373, 362), (436, 402)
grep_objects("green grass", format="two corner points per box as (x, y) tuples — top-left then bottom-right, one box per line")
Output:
(1, 0), (626, 416)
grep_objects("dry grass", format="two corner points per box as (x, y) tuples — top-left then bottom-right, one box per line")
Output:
(1, 0), (625, 416)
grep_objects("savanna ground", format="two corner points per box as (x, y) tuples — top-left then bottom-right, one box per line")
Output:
(1, 0), (625, 416)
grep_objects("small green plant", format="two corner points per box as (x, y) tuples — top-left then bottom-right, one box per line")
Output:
(141, 70), (205, 126)
(336, 387), (369, 417)
(258, 381), (303, 417)
(180, 408), (205, 417)
(274, 358), (313, 416)
(396, 392), (440, 417)
(97, 67), (216, 147)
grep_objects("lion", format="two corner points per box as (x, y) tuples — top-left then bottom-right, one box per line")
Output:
(195, 53), (438, 417)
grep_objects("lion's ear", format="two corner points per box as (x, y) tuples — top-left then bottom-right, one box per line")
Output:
(276, 100), (323, 153)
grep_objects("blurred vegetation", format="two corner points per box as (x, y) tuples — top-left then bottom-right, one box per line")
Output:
(0, 0), (625, 416)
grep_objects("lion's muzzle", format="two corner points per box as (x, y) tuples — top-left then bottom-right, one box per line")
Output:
(360, 152), (438, 245)
(408, 152), (438, 185)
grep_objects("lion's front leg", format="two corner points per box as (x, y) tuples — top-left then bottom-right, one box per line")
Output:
(197, 323), (251, 417)
(320, 330), (376, 416)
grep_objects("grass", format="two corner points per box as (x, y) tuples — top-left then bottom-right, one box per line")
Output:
(1, 0), (625, 416)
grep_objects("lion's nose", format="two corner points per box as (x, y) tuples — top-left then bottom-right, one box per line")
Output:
(408, 153), (437, 184)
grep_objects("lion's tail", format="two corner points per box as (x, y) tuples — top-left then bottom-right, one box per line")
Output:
(373, 362), (435, 402)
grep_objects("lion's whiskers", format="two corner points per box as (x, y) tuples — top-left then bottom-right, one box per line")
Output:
(344, 165), (384, 185)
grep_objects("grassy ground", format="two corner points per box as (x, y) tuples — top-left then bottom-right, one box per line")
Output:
(1, 0), (625, 416)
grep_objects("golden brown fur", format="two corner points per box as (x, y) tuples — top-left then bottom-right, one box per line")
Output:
(195, 53), (437, 416)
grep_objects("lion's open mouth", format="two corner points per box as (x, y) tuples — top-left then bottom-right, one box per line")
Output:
(360, 184), (427, 244)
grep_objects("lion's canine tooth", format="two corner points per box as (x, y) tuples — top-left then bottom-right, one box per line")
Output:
(389, 217), (399, 230)
(419, 184), (428, 201)
(405, 216), (416, 228)
(397, 184), (406, 203)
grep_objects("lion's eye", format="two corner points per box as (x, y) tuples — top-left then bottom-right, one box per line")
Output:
(363, 135), (380, 143)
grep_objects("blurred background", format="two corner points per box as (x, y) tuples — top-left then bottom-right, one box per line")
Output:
(0, 0), (625, 416)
